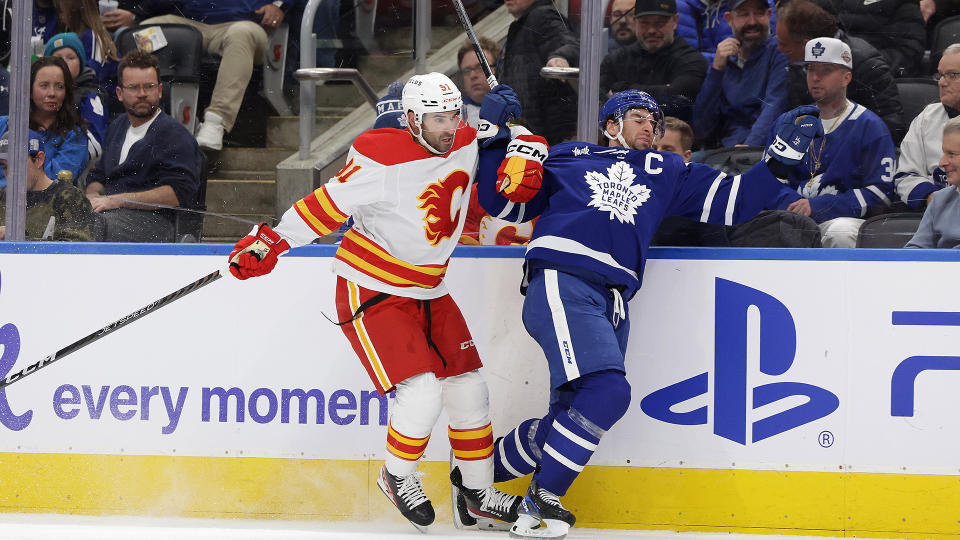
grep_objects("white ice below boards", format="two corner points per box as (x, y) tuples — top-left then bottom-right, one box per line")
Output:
(0, 514), (885, 540)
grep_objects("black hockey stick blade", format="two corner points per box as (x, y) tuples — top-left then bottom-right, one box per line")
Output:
(451, 0), (499, 89)
(0, 269), (223, 389)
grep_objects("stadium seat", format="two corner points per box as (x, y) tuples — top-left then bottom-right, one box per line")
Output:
(696, 146), (765, 176)
(896, 79), (940, 125)
(116, 24), (204, 135)
(855, 213), (923, 248)
(930, 14), (960, 73)
(175, 152), (208, 243)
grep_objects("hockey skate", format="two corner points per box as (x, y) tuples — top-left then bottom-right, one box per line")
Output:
(450, 466), (521, 531)
(377, 465), (435, 533)
(509, 479), (576, 539)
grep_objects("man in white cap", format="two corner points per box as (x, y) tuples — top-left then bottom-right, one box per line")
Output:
(766, 36), (897, 247)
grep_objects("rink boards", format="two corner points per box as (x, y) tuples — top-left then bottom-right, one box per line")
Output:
(0, 243), (959, 538)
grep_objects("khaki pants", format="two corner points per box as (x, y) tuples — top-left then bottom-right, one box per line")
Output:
(142, 15), (268, 131)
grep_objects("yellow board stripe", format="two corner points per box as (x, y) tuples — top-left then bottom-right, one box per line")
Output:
(345, 230), (446, 276)
(338, 250), (432, 288)
(448, 424), (493, 440)
(348, 281), (391, 390)
(294, 199), (334, 236)
(2, 452), (960, 539)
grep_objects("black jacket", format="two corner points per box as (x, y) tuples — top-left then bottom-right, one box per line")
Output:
(836, 0), (925, 77)
(499, 0), (579, 144)
(787, 31), (905, 144)
(600, 35), (708, 100)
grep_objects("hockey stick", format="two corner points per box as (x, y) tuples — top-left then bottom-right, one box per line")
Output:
(451, 0), (499, 89)
(0, 269), (223, 389)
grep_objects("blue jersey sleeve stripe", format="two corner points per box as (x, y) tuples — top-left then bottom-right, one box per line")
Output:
(527, 235), (640, 280)
(700, 171), (726, 222)
(495, 200), (515, 220)
(853, 189), (868, 217)
(866, 184), (892, 206)
(724, 174), (743, 226)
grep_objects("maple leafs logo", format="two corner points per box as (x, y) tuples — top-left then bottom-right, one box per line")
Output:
(585, 161), (651, 224)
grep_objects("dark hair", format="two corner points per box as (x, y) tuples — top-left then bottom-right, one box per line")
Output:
(117, 49), (160, 85)
(29, 56), (83, 144)
(662, 116), (693, 151)
(457, 37), (501, 68)
(780, 0), (837, 42)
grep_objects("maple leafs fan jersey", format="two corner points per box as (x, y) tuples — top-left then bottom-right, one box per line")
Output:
(273, 127), (483, 300)
(477, 141), (798, 299)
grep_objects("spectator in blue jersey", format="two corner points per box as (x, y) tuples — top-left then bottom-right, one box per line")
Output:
(769, 37), (896, 248)
(894, 44), (960, 211)
(476, 90), (819, 539)
(143, 0), (293, 151)
(905, 117), (960, 248)
(0, 57), (89, 188)
(775, 0), (904, 144)
(45, 33), (107, 164)
(599, 0), (707, 122)
(85, 50), (201, 242)
(692, 0), (787, 149)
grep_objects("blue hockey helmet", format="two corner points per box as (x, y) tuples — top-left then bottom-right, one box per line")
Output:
(599, 90), (664, 144)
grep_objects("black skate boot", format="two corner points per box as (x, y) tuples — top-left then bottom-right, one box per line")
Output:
(377, 465), (435, 533)
(509, 478), (576, 539)
(450, 466), (521, 530)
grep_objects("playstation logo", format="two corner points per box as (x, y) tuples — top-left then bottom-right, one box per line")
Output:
(640, 278), (839, 445)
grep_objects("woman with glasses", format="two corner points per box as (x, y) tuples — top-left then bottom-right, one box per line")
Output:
(0, 56), (89, 188)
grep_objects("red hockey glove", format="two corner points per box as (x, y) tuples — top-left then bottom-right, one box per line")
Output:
(228, 222), (291, 280)
(496, 133), (548, 203)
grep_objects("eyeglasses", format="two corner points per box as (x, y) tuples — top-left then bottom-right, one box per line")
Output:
(121, 83), (158, 92)
(935, 71), (960, 82)
(461, 65), (485, 76)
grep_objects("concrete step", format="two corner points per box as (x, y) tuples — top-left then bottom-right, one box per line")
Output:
(216, 147), (293, 172)
(267, 110), (353, 149)
(205, 178), (275, 215)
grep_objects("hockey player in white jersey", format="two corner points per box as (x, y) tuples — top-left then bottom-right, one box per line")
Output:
(476, 90), (822, 539)
(227, 73), (544, 533)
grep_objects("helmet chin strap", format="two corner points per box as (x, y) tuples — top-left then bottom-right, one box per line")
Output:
(410, 118), (445, 155)
(603, 118), (630, 149)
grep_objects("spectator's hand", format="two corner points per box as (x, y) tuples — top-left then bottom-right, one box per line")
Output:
(480, 85), (522, 126)
(255, 3), (285, 30)
(102, 9), (135, 30)
(713, 38), (740, 70)
(87, 194), (124, 213)
(229, 222), (291, 280)
(920, 0), (935, 22)
(0, 225), (5, 240)
(546, 57), (570, 68)
(787, 198), (812, 216)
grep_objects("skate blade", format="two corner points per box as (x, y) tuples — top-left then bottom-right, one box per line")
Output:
(473, 515), (513, 532)
(509, 515), (570, 539)
(378, 475), (431, 534)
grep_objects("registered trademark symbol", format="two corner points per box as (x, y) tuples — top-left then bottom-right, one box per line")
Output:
(818, 431), (834, 448)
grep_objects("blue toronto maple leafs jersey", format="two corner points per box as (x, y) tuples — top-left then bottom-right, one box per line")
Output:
(477, 141), (799, 299)
(765, 101), (897, 222)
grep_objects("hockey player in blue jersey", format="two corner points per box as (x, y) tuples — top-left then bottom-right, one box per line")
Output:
(475, 89), (821, 539)
(766, 37), (897, 248)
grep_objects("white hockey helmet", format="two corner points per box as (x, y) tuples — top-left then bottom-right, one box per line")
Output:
(402, 72), (463, 127)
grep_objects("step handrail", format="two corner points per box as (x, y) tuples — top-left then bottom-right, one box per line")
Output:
(294, 68), (379, 160)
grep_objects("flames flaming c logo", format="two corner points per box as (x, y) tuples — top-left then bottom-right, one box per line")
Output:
(417, 170), (470, 245)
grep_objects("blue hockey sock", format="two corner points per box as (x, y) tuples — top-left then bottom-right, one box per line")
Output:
(534, 370), (631, 496)
(494, 417), (542, 482)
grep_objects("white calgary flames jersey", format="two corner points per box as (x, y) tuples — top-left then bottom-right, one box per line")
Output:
(273, 126), (479, 299)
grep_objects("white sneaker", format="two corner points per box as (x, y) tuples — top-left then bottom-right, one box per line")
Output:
(195, 111), (225, 150)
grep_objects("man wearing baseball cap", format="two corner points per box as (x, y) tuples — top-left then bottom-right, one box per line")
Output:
(0, 130), (95, 241)
(600, 0), (707, 118)
(766, 37), (896, 248)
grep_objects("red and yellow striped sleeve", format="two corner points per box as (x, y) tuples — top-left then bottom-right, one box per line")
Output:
(294, 185), (350, 237)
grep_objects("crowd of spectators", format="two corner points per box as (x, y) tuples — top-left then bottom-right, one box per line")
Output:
(0, 0), (958, 248)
